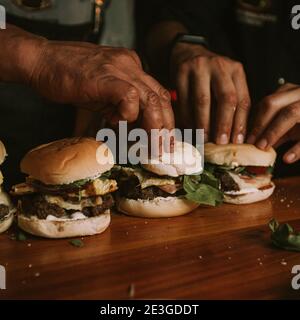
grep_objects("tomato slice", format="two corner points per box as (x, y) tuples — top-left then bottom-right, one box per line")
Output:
(246, 166), (267, 175)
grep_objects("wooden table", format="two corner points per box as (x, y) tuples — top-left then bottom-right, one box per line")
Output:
(1, 177), (300, 300)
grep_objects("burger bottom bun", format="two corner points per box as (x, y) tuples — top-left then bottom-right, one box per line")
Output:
(117, 196), (199, 218)
(18, 210), (111, 238)
(0, 211), (14, 234)
(224, 183), (275, 205)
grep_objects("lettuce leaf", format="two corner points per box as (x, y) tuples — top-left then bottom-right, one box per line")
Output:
(183, 171), (223, 206)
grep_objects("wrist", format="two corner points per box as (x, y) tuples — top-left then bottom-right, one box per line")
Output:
(170, 42), (213, 75)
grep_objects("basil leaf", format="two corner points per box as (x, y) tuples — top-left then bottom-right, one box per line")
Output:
(204, 163), (217, 174)
(233, 166), (246, 174)
(267, 166), (274, 174)
(69, 239), (84, 248)
(218, 165), (235, 171)
(268, 218), (300, 252)
(201, 170), (220, 189)
(185, 183), (223, 206)
(183, 175), (198, 193)
(99, 170), (112, 180)
(69, 178), (90, 188)
(183, 174), (223, 206)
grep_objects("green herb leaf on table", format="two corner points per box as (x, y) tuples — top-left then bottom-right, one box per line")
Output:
(69, 239), (84, 248)
(17, 231), (27, 241)
(268, 218), (300, 252)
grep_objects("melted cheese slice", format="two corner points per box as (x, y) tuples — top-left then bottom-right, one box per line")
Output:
(69, 178), (118, 197)
(46, 212), (87, 221)
(227, 172), (271, 194)
(11, 182), (35, 195)
(45, 195), (103, 211)
(11, 178), (117, 197)
(122, 167), (176, 189)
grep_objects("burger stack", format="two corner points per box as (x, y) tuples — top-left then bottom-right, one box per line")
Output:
(0, 140), (15, 233)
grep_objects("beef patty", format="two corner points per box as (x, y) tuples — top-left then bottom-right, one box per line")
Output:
(215, 171), (240, 192)
(118, 176), (183, 200)
(19, 194), (114, 219)
(0, 204), (9, 219)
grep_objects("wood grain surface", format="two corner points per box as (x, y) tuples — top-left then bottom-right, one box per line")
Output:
(0, 177), (300, 300)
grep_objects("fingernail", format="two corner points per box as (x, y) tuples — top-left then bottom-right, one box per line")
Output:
(285, 153), (296, 163)
(219, 133), (228, 145)
(247, 134), (256, 144)
(236, 134), (244, 144)
(257, 139), (268, 149)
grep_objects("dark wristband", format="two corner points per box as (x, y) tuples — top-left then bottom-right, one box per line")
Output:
(168, 33), (208, 62)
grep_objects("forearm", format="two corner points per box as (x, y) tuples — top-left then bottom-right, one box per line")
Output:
(0, 24), (46, 83)
(145, 20), (188, 85)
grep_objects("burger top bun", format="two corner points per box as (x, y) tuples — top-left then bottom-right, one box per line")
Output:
(0, 140), (7, 166)
(141, 141), (202, 177)
(205, 143), (276, 167)
(21, 137), (114, 185)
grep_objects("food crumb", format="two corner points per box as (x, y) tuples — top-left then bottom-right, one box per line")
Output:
(287, 204), (290, 208)
(28, 264), (32, 268)
(259, 262), (263, 266)
(128, 283), (135, 298)
(198, 255), (203, 259)
(35, 272), (40, 277)
(228, 257), (232, 260)
(144, 221), (148, 224)
(281, 261), (287, 266)
(27, 243), (32, 247)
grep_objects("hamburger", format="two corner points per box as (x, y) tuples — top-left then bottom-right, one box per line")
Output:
(0, 140), (15, 233)
(204, 143), (276, 204)
(116, 141), (223, 218)
(11, 138), (116, 238)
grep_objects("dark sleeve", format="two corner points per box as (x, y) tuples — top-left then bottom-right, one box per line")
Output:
(136, 0), (236, 57)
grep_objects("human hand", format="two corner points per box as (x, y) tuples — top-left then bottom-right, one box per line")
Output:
(171, 42), (251, 143)
(26, 41), (174, 132)
(247, 83), (300, 163)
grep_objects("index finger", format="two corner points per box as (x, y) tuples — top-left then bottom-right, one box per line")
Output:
(256, 103), (300, 149)
(137, 72), (175, 130)
(231, 64), (251, 144)
(212, 74), (237, 144)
